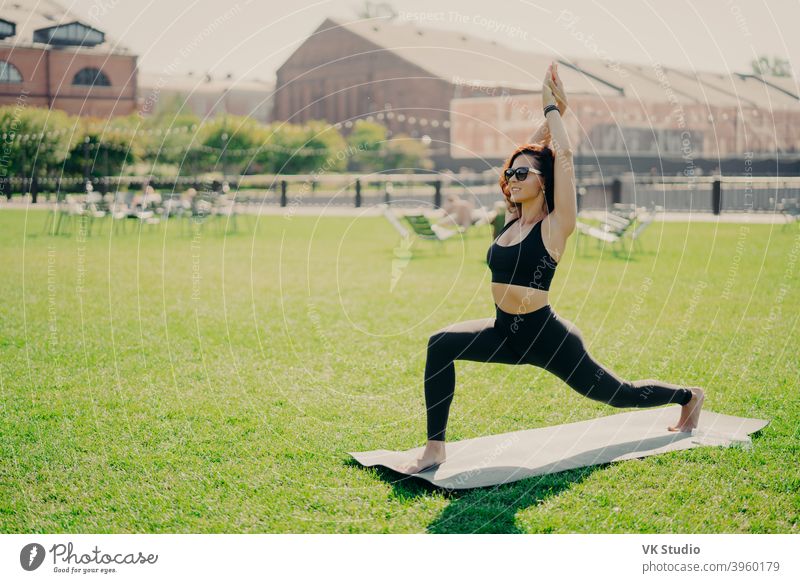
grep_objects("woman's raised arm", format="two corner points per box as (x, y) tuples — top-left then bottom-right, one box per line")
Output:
(543, 62), (576, 235)
(527, 72), (567, 144)
(527, 118), (551, 145)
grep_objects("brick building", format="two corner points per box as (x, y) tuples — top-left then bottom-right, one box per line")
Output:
(451, 59), (800, 166)
(0, 0), (137, 118)
(275, 16), (799, 172)
(274, 17), (576, 164)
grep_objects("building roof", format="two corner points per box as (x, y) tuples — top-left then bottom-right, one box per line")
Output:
(323, 16), (798, 110)
(745, 74), (800, 101)
(323, 17), (620, 96)
(0, 0), (129, 52)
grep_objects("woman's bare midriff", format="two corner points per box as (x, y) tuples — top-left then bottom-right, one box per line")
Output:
(491, 283), (549, 314)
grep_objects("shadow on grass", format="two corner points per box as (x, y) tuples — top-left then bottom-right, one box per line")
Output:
(344, 457), (602, 534)
(425, 465), (601, 533)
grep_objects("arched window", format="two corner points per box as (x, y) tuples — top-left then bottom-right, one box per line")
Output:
(72, 67), (110, 87)
(0, 60), (22, 83)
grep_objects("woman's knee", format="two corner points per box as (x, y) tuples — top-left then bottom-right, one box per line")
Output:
(428, 329), (448, 348)
(551, 326), (587, 365)
(562, 319), (586, 347)
(428, 320), (489, 354)
(427, 330), (456, 361)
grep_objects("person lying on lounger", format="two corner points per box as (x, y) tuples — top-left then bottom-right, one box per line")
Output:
(435, 193), (498, 231)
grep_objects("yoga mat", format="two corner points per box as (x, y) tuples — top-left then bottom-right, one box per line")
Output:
(348, 406), (769, 490)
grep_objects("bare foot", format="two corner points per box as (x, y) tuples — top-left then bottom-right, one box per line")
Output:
(398, 440), (446, 474)
(668, 387), (705, 432)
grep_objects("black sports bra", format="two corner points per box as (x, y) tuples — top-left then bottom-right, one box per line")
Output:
(486, 217), (558, 290)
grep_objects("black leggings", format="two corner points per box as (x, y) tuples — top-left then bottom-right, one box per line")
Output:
(424, 304), (693, 441)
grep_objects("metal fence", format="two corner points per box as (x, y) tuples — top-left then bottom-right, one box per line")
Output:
(573, 176), (800, 213)
(5, 172), (800, 213)
(616, 177), (800, 213)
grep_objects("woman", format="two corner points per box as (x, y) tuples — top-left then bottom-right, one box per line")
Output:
(401, 63), (704, 474)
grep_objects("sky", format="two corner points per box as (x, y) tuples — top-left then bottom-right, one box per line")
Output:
(64, 0), (799, 83)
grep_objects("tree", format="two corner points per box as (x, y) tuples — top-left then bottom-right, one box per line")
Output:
(196, 115), (262, 175)
(382, 133), (433, 171)
(751, 55), (792, 77)
(140, 112), (201, 169)
(260, 121), (347, 174)
(63, 118), (135, 179)
(137, 93), (203, 170)
(0, 106), (76, 179)
(346, 120), (387, 172)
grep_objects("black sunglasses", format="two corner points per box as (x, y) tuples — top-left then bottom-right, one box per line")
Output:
(503, 166), (543, 181)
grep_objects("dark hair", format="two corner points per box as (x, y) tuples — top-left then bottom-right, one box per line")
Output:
(498, 143), (555, 215)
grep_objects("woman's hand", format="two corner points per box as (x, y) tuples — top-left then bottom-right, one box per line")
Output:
(542, 63), (558, 110)
(549, 62), (568, 114)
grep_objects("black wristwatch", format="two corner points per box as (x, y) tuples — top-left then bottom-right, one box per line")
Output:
(543, 104), (560, 116)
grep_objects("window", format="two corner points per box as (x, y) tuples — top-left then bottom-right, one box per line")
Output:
(73, 67), (110, 87)
(0, 18), (15, 40)
(34, 22), (104, 47)
(0, 60), (22, 83)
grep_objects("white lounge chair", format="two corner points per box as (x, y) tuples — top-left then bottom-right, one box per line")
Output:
(379, 203), (461, 256)
(379, 203), (410, 238)
(576, 209), (654, 256)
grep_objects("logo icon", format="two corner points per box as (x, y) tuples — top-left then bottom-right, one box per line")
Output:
(20, 543), (46, 571)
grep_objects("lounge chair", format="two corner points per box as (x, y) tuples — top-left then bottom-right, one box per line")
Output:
(379, 204), (461, 256)
(628, 212), (655, 253)
(403, 214), (461, 243)
(576, 209), (653, 256)
(379, 203), (410, 238)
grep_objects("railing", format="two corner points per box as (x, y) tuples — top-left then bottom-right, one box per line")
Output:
(4, 172), (800, 214)
(613, 176), (800, 213)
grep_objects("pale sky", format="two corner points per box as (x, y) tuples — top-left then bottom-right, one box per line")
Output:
(66, 0), (799, 83)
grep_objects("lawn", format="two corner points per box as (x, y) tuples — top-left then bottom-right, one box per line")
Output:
(1, 208), (798, 533)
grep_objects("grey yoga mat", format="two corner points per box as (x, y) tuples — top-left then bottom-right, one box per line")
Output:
(348, 406), (769, 490)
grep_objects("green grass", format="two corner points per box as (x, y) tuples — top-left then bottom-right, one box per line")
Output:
(0, 209), (798, 533)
